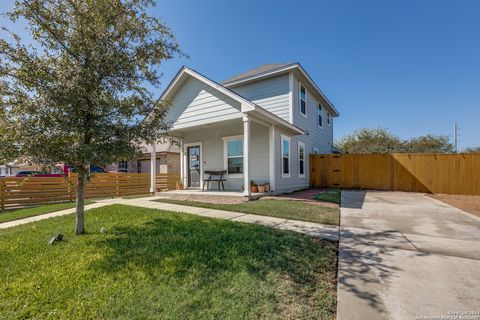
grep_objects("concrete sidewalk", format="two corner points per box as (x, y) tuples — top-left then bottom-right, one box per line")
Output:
(0, 196), (339, 241)
(337, 191), (480, 320)
(0, 202), (110, 229)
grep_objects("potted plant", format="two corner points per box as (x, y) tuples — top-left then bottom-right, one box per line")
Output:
(176, 179), (184, 190)
(264, 183), (270, 192)
(250, 181), (258, 193)
(258, 184), (266, 193)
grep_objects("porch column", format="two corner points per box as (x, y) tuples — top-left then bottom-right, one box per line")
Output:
(150, 140), (157, 194)
(243, 114), (251, 196)
(269, 124), (276, 192)
(179, 139), (184, 185)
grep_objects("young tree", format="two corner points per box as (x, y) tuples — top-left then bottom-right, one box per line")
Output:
(0, 0), (181, 234)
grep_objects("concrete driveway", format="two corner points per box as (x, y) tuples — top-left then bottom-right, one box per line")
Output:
(337, 191), (480, 320)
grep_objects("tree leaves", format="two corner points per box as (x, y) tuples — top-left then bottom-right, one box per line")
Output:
(335, 128), (455, 154)
(0, 0), (182, 166)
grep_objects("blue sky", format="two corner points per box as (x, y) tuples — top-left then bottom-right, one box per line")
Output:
(1, 0), (479, 149)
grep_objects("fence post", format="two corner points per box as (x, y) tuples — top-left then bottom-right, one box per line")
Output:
(390, 154), (395, 191)
(68, 175), (74, 202)
(115, 173), (119, 197)
(0, 178), (5, 213)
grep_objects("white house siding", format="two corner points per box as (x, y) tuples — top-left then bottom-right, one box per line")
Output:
(273, 73), (335, 193)
(181, 120), (270, 191)
(273, 126), (309, 193)
(292, 74), (334, 153)
(165, 77), (243, 130)
(229, 75), (290, 122)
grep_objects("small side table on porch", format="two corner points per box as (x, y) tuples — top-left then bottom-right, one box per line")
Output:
(202, 170), (227, 191)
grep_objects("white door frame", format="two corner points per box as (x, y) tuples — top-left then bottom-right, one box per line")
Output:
(184, 141), (203, 189)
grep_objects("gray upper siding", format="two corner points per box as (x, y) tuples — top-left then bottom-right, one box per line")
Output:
(229, 75), (290, 122)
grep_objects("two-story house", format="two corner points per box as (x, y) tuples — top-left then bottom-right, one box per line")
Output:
(158, 63), (339, 195)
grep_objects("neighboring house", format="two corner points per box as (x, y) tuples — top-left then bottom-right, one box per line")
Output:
(0, 162), (40, 177)
(0, 163), (20, 177)
(105, 141), (180, 174)
(159, 63), (339, 194)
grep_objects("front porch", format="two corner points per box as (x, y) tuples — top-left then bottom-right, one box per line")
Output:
(161, 115), (280, 197)
(160, 189), (266, 203)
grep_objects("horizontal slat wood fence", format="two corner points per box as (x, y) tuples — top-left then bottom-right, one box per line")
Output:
(0, 172), (179, 211)
(156, 173), (179, 192)
(310, 154), (480, 195)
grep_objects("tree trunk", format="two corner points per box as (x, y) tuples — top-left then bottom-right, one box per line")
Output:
(75, 165), (87, 235)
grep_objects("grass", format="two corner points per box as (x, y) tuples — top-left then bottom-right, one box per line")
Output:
(313, 189), (341, 204)
(121, 193), (152, 199)
(155, 199), (340, 225)
(0, 200), (94, 224)
(0, 205), (337, 319)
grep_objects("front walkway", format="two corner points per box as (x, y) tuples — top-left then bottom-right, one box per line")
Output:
(0, 196), (339, 241)
(337, 191), (480, 320)
(0, 202), (110, 229)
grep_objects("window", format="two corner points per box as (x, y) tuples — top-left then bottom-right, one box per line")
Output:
(318, 103), (323, 127)
(299, 84), (306, 116)
(281, 135), (290, 177)
(298, 142), (305, 177)
(118, 161), (128, 173)
(327, 111), (331, 125)
(223, 136), (243, 175)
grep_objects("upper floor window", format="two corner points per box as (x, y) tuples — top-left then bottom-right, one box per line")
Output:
(318, 104), (323, 127)
(327, 111), (331, 125)
(223, 135), (243, 175)
(281, 135), (290, 177)
(299, 84), (306, 116)
(298, 142), (305, 177)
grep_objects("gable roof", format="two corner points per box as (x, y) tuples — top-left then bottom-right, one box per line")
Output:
(160, 66), (304, 135)
(222, 62), (339, 117)
(222, 63), (294, 85)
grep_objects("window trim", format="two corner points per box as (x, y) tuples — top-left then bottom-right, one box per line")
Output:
(223, 135), (244, 178)
(298, 141), (306, 178)
(299, 83), (307, 118)
(318, 103), (323, 128)
(281, 135), (291, 178)
(327, 111), (331, 126)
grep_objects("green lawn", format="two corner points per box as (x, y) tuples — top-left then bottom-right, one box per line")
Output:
(121, 193), (152, 199)
(155, 199), (340, 225)
(313, 189), (341, 204)
(0, 200), (94, 224)
(0, 205), (337, 319)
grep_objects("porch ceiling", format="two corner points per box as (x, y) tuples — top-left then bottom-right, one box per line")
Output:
(166, 118), (242, 138)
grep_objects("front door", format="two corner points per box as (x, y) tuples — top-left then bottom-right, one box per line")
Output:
(187, 145), (201, 188)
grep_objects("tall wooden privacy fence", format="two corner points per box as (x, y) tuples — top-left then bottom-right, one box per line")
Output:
(0, 173), (179, 211)
(310, 154), (480, 195)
